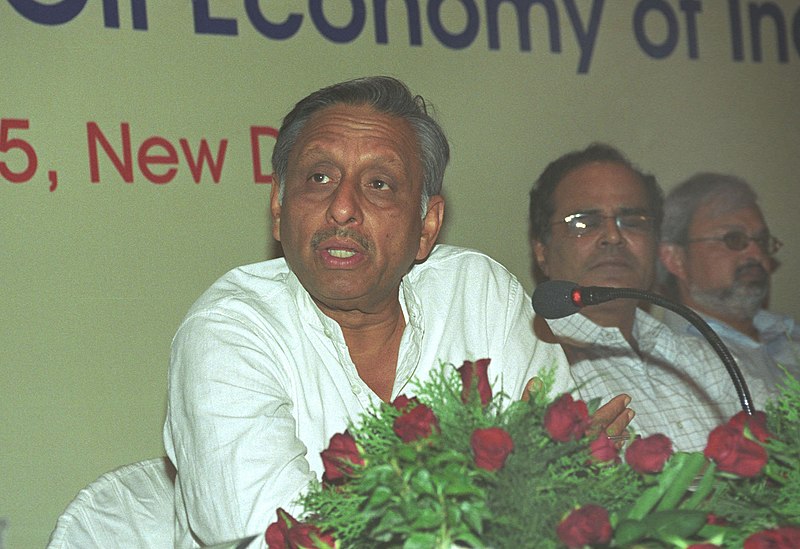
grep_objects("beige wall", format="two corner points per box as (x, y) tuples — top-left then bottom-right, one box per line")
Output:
(3, 2), (799, 546)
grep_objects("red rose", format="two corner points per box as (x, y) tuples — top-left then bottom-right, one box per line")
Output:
(320, 431), (363, 483)
(589, 434), (620, 463)
(391, 394), (418, 411)
(556, 504), (612, 549)
(704, 423), (767, 477)
(458, 358), (493, 406)
(393, 403), (439, 442)
(471, 427), (514, 471)
(265, 508), (296, 548)
(744, 526), (800, 549)
(543, 394), (590, 442)
(625, 433), (673, 474)
(288, 523), (336, 548)
(728, 410), (771, 442)
(265, 508), (336, 549)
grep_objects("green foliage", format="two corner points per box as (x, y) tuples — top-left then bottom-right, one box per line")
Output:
(703, 371), (800, 546)
(298, 363), (800, 548)
(482, 392), (643, 548)
(609, 370), (800, 548)
(301, 363), (501, 548)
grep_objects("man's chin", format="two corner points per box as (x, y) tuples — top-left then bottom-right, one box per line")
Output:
(689, 285), (766, 319)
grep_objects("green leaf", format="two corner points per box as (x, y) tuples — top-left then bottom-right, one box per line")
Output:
(365, 485), (394, 509)
(613, 518), (649, 546)
(403, 532), (438, 549)
(624, 452), (702, 521)
(615, 510), (707, 546)
(460, 501), (487, 533)
(644, 509), (708, 540)
(655, 452), (708, 511)
(453, 530), (486, 548)
(696, 522), (731, 544)
(442, 476), (481, 496)
(396, 444), (418, 462)
(681, 460), (717, 510)
(360, 463), (396, 491)
(372, 509), (405, 536)
(410, 507), (443, 530)
(624, 484), (668, 522)
(410, 468), (435, 496)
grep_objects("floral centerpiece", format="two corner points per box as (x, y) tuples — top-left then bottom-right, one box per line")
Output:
(265, 359), (800, 548)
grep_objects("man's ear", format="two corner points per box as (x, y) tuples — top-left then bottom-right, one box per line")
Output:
(416, 195), (444, 261)
(532, 239), (549, 278)
(658, 243), (687, 281)
(269, 180), (282, 242)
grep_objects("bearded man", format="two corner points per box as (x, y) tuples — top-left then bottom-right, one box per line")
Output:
(659, 172), (799, 397)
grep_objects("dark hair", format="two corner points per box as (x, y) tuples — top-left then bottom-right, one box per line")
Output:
(271, 76), (449, 214)
(528, 143), (663, 243)
(661, 172), (759, 245)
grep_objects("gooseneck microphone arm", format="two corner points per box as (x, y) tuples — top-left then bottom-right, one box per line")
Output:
(532, 281), (754, 415)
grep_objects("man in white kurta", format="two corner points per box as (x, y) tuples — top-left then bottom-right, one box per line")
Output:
(165, 245), (570, 547)
(164, 77), (598, 548)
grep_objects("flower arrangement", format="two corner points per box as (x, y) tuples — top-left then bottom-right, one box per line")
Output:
(265, 359), (800, 548)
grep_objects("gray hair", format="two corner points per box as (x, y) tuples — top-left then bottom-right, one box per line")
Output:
(661, 172), (759, 245)
(271, 76), (450, 216)
(657, 172), (761, 292)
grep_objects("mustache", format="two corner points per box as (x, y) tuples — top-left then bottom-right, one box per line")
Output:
(310, 228), (372, 252)
(589, 247), (636, 265)
(734, 261), (768, 280)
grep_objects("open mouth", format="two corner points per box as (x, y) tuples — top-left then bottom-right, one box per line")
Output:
(328, 248), (357, 259)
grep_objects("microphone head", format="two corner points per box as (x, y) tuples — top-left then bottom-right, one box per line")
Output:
(532, 280), (582, 319)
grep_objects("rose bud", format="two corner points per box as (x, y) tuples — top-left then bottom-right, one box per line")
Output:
(625, 433), (673, 474)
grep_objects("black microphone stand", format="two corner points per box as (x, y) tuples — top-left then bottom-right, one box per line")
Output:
(580, 286), (755, 415)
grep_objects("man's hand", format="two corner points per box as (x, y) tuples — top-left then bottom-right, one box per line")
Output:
(522, 381), (634, 444)
(590, 393), (634, 440)
(521, 377), (543, 401)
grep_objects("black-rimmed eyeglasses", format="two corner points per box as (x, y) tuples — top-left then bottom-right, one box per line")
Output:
(685, 231), (783, 256)
(552, 212), (656, 237)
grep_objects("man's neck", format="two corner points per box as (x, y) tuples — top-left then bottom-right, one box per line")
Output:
(325, 301), (407, 402)
(680, 292), (760, 342)
(695, 305), (759, 341)
(581, 300), (639, 349)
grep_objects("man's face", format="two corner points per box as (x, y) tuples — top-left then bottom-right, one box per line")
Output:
(270, 104), (443, 315)
(674, 202), (771, 317)
(533, 161), (657, 291)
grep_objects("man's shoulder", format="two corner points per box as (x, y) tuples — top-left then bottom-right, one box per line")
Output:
(634, 309), (727, 364)
(405, 245), (526, 311)
(634, 308), (704, 348)
(754, 309), (798, 336)
(410, 244), (516, 281)
(657, 308), (693, 334)
(186, 257), (293, 318)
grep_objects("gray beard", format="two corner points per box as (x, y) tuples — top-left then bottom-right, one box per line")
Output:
(688, 263), (769, 321)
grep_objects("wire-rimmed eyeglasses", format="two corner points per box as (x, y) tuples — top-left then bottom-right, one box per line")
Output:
(552, 212), (656, 237)
(685, 231), (782, 256)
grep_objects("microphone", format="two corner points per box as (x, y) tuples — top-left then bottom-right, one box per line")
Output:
(532, 280), (755, 415)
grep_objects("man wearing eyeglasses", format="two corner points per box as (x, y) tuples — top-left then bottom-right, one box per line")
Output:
(528, 144), (769, 452)
(659, 172), (799, 396)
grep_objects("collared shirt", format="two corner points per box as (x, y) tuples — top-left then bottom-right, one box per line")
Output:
(164, 245), (570, 548)
(546, 309), (770, 453)
(661, 308), (800, 397)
